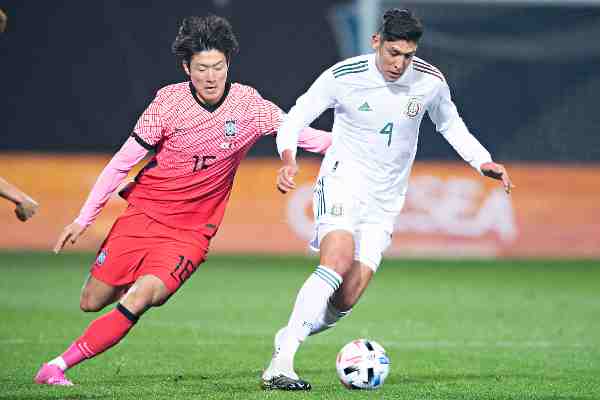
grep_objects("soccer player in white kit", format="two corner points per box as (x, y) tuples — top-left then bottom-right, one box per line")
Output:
(262, 8), (514, 391)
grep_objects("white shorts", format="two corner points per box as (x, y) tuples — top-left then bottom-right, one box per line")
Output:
(310, 174), (401, 272)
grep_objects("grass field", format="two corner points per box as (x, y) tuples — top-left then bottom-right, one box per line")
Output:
(0, 252), (598, 399)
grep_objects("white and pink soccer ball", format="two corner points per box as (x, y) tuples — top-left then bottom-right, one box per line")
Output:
(335, 338), (390, 390)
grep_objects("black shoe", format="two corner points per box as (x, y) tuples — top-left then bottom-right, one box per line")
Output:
(262, 374), (312, 391)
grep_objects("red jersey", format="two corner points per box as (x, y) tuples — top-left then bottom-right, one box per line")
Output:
(121, 81), (286, 237)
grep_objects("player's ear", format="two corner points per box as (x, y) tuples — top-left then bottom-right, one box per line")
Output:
(371, 33), (381, 50)
(182, 61), (191, 76)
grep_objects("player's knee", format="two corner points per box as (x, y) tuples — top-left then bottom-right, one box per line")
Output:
(320, 247), (354, 274)
(151, 292), (171, 307)
(320, 234), (355, 275)
(120, 291), (151, 315)
(121, 276), (170, 314)
(79, 294), (104, 312)
(321, 255), (354, 279)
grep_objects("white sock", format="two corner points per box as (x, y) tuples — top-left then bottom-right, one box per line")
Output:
(309, 299), (352, 336)
(276, 266), (342, 369)
(48, 356), (67, 371)
(267, 327), (301, 379)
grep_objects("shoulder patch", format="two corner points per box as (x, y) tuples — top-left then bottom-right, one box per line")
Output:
(332, 60), (368, 79)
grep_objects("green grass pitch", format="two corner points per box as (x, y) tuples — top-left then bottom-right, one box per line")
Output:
(0, 252), (599, 399)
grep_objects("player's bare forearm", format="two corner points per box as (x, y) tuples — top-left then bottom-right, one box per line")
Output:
(281, 149), (296, 166)
(0, 9), (7, 33)
(0, 177), (26, 204)
(277, 149), (299, 194)
(0, 177), (40, 221)
(480, 161), (515, 194)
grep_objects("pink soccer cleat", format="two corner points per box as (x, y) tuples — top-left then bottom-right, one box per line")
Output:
(34, 363), (74, 386)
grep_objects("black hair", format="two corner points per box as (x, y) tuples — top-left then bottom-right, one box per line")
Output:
(171, 15), (239, 65)
(378, 8), (423, 43)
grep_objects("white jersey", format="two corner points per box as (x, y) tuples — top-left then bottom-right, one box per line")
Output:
(277, 53), (492, 214)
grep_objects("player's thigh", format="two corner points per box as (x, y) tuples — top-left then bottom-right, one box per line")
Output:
(88, 206), (154, 291)
(312, 174), (358, 230)
(319, 228), (355, 276)
(332, 260), (374, 311)
(353, 215), (394, 273)
(83, 214), (151, 311)
(119, 236), (209, 316)
(133, 236), (210, 305)
(312, 174), (360, 274)
(80, 273), (128, 312)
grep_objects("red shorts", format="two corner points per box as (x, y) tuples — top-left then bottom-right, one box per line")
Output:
(91, 204), (210, 294)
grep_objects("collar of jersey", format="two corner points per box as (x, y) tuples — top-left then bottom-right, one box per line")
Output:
(189, 81), (231, 113)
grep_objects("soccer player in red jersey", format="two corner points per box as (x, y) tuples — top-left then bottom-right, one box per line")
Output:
(34, 15), (331, 386)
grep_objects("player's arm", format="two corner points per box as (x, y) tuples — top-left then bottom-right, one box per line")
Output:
(276, 70), (337, 193)
(296, 125), (332, 154)
(0, 9), (7, 33)
(0, 177), (39, 221)
(259, 100), (332, 155)
(54, 89), (166, 253)
(427, 83), (514, 194)
(53, 137), (149, 253)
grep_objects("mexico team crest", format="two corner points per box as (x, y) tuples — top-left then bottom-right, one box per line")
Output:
(330, 203), (344, 217)
(406, 98), (422, 118)
(224, 120), (237, 137)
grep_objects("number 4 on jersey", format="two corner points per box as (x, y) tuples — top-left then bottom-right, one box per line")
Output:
(379, 122), (393, 146)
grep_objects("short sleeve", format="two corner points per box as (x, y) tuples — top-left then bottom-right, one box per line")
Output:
(257, 98), (285, 136)
(132, 90), (167, 149)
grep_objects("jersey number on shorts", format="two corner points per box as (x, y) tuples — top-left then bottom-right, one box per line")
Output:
(379, 122), (394, 147)
(170, 256), (195, 284)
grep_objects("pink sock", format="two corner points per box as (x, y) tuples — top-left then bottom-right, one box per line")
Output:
(61, 304), (138, 370)
(61, 342), (86, 369)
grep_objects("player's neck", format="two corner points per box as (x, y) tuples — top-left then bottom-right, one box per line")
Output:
(189, 82), (231, 113)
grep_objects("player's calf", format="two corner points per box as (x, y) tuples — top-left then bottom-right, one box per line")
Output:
(35, 302), (140, 386)
(330, 260), (373, 311)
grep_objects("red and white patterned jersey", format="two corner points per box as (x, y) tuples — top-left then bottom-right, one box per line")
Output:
(121, 81), (287, 236)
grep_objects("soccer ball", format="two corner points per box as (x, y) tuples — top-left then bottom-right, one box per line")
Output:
(335, 338), (390, 390)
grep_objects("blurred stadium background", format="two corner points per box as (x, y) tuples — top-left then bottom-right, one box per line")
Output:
(1, 0), (599, 257)
(1, 2), (599, 398)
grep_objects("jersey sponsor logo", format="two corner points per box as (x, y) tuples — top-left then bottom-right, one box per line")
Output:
(406, 98), (423, 118)
(358, 102), (372, 112)
(224, 120), (237, 137)
(95, 249), (108, 266)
